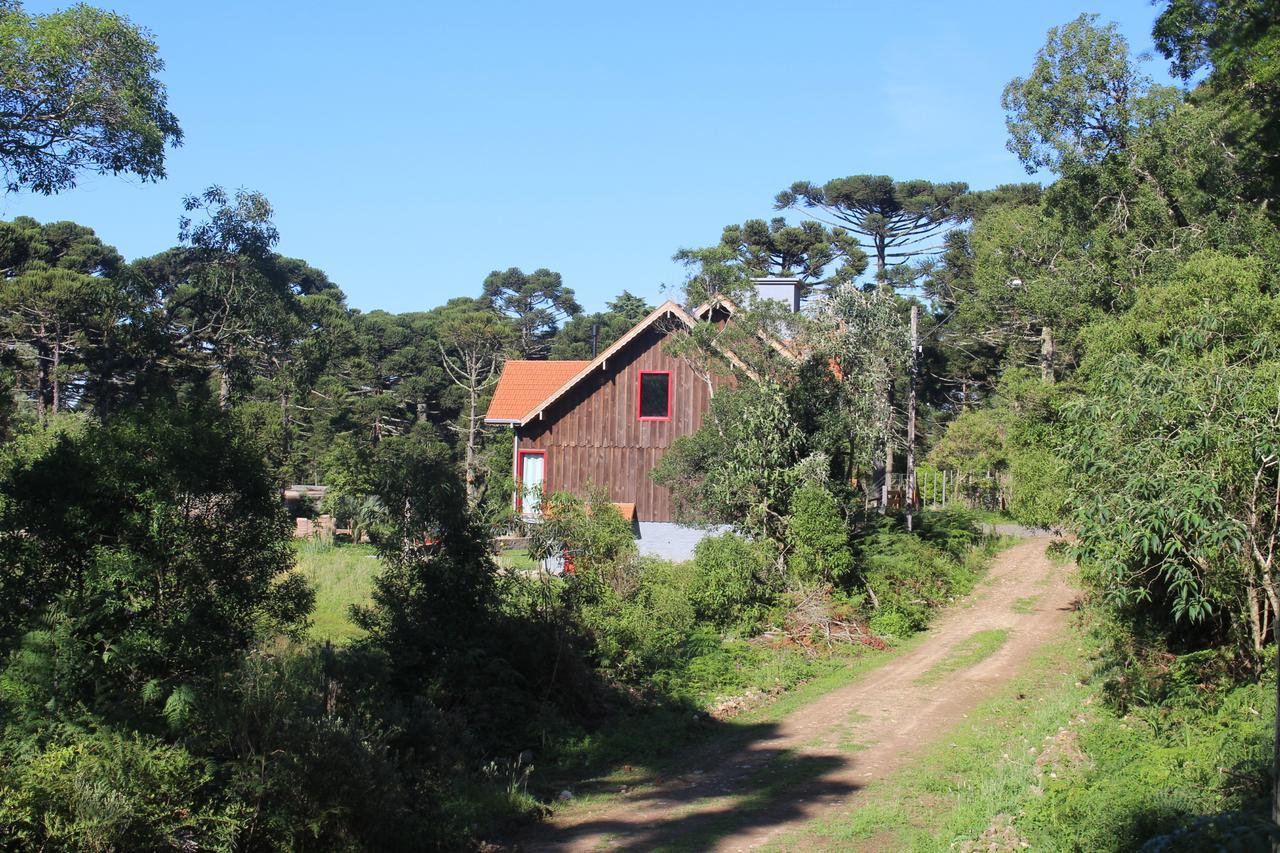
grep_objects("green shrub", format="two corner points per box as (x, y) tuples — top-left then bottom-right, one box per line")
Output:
(1007, 446), (1068, 528)
(915, 508), (983, 560)
(582, 560), (697, 679)
(1020, 676), (1274, 851)
(867, 608), (916, 639)
(688, 532), (777, 629)
(858, 514), (983, 638)
(786, 484), (854, 585)
(0, 729), (236, 851)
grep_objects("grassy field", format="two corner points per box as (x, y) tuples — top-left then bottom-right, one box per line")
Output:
(496, 547), (539, 571)
(293, 541), (381, 643)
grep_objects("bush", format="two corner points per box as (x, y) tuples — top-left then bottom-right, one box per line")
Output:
(1020, 675), (1275, 851)
(1008, 447), (1068, 528)
(583, 559), (697, 679)
(786, 484), (854, 585)
(687, 532), (777, 630)
(858, 513), (983, 638)
(0, 728), (236, 851)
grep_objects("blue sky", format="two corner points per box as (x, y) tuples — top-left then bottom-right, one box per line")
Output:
(10, 1), (1175, 314)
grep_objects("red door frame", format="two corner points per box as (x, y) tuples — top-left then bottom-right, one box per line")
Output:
(637, 370), (673, 421)
(516, 449), (547, 513)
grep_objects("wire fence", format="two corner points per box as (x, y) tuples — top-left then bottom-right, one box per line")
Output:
(878, 470), (1009, 512)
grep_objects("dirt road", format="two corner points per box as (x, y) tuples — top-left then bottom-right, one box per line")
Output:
(516, 536), (1076, 851)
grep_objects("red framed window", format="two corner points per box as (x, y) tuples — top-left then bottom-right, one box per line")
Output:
(516, 450), (546, 514)
(638, 370), (672, 421)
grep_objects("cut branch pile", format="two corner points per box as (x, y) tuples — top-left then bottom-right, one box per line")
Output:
(760, 586), (887, 652)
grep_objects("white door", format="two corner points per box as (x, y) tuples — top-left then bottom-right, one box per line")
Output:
(520, 452), (545, 516)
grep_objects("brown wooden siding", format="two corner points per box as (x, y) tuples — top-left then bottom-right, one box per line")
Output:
(516, 324), (727, 522)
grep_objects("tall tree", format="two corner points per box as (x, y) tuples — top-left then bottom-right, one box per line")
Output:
(1002, 14), (1181, 176)
(774, 176), (968, 284)
(802, 283), (910, 500)
(482, 267), (580, 359)
(0, 2), (181, 194)
(1153, 0), (1280, 199)
(675, 217), (867, 292)
(0, 217), (124, 416)
(434, 298), (513, 507)
(162, 186), (297, 409)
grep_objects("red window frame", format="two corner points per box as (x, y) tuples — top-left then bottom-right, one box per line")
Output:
(516, 449), (547, 513)
(637, 370), (672, 421)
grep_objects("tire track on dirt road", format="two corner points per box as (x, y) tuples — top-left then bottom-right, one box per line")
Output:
(514, 536), (1076, 852)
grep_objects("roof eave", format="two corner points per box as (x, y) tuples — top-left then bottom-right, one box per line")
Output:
(517, 301), (695, 426)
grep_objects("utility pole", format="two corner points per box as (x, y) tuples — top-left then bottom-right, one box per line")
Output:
(906, 303), (920, 532)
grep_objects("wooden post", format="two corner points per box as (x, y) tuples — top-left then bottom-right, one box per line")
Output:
(906, 304), (919, 532)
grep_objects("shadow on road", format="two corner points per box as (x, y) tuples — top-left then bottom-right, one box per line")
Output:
(513, 717), (862, 851)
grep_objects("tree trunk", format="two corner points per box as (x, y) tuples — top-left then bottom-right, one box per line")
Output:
(1040, 325), (1056, 384)
(219, 344), (235, 410)
(881, 417), (894, 514)
(51, 335), (61, 414)
(35, 321), (49, 419)
(906, 305), (919, 532)
(464, 380), (480, 507)
(1246, 579), (1265, 656)
(1273, 615), (1279, 839)
(279, 389), (291, 463)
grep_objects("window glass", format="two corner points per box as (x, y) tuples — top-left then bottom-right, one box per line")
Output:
(639, 372), (670, 419)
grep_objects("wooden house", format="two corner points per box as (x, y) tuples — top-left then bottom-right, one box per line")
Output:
(485, 282), (800, 558)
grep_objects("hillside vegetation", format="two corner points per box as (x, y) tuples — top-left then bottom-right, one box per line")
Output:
(0, 0), (1277, 849)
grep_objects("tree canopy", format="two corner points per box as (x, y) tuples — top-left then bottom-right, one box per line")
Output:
(0, 2), (181, 194)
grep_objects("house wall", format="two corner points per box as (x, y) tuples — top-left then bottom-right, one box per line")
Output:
(516, 323), (728, 522)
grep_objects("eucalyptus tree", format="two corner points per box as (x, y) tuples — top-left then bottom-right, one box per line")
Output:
(774, 176), (968, 285)
(0, 2), (181, 194)
(801, 283), (910, 499)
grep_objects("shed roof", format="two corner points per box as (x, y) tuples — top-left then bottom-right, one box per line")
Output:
(484, 359), (589, 422)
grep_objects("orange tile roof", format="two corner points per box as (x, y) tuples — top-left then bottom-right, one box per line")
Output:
(485, 360), (590, 422)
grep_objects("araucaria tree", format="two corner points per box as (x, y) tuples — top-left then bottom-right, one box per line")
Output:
(435, 297), (514, 506)
(775, 175), (968, 285)
(0, 2), (182, 194)
(674, 217), (867, 293)
(482, 266), (581, 358)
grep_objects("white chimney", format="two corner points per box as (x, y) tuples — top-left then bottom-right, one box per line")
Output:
(752, 276), (801, 313)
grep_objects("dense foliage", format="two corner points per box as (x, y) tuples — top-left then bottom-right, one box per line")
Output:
(1, 0), (1277, 846)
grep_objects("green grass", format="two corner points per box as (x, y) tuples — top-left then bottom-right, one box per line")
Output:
(915, 628), (1010, 686)
(293, 541), (381, 643)
(496, 547), (539, 571)
(1012, 594), (1040, 614)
